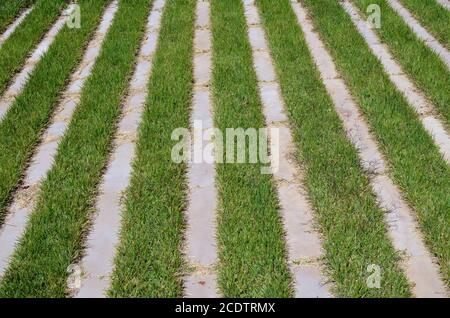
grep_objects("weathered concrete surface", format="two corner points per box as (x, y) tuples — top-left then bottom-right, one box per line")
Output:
(0, 6), (34, 47)
(183, 0), (220, 298)
(293, 0), (447, 297)
(244, 0), (332, 298)
(342, 0), (450, 165)
(73, 0), (166, 298)
(0, 1), (118, 280)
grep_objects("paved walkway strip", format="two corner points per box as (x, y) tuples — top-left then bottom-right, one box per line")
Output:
(0, 5), (73, 122)
(183, 0), (219, 298)
(0, 1), (118, 280)
(73, 0), (166, 298)
(291, 0), (447, 297)
(388, 0), (450, 69)
(243, 0), (331, 298)
(342, 1), (450, 165)
(437, 0), (450, 10)
(0, 6), (34, 47)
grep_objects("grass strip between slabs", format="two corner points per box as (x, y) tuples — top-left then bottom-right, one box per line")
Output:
(303, 0), (450, 286)
(109, 0), (196, 298)
(0, 0), (67, 95)
(211, 0), (291, 297)
(256, 0), (411, 297)
(398, 0), (450, 49)
(0, 0), (35, 34)
(352, 0), (450, 127)
(0, 0), (152, 297)
(0, 0), (108, 224)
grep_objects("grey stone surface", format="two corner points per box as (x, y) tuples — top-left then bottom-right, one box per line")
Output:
(183, 0), (219, 298)
(194, 53), (212, 86)
(184, 272), (218, 298)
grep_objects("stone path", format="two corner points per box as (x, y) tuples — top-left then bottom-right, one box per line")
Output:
(0, 6), (34, 47)
(183, 0), (220, 298)
(72, 0), (166, 298)
(292, 0), (447, 298)
(342, 0), (450, 165)
(0, 1), (118, 280)
(244, 0), (333, 298)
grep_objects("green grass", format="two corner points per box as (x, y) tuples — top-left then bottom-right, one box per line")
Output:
(0, 0), (152, 297)
(352, 0), (450, 128)
(211, 0), (292, 297)
(0, 0), (109, 225)
(109, 0), (196, 298)
(303, 0), (450, 286)
(0, 0), (35, 34)
(256, 0), (411, 297)
(399, 0), (450, 49)
(0, 0), (68, 95)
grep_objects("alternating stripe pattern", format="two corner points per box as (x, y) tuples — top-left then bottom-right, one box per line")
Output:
(0, 0), (118, 280)
(0, 6), (34, 47)
(342, 1), (450, 165)
(291, 0), (447, 297)
(387, 0), (450, 69)
(73, 0), (166, 298)
(0, 6), (71, 121)
(243, 0), (331, 298)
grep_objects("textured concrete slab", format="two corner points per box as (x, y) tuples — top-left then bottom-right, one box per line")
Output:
(184, 272), (218, 298)
(194, 53), (212, 86)
(388, 0), (450, 70)
(183, 0), (220, 298)
(244, 0), (332, 298)
(194, 29), (211, 52)
(0, 8), (69, 122)
(73, 0), (166, 298)
(0, 6), (34, 47)
(294, 0), (447, 297)
(192, 90), (214, 129)
(248, 26), (266, 51)
(253, 50), (277, 82)
(342, 0), (450, 165)
(259, 83), (288, 123)
(0, 1), (119, 280)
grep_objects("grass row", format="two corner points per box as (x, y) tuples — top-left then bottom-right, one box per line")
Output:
(0, 0), (35, 34)
(256, 0), (411, 297)
(399, 0), (450, 49)
(352, 0), (450, 128)
(0, 0), (152, 297)
(109, 0), (196, 297)
(304, 0), (450, 286)
(0, 0), (108, 225)
(210, 0), (292, 297)
(0, 0), (67, 95)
